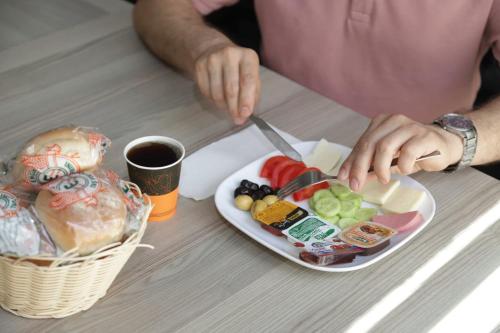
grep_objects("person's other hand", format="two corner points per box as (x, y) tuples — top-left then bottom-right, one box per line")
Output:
(337, 114), (464, 191)
(194, 42), (260, 125)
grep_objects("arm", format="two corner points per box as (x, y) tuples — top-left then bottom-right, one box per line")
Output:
(133, 0), (260, 124)
(337, 97), (500, 191)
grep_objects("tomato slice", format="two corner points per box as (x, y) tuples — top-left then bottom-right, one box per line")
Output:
(260, 156), (290, 179)
(271, 160), (303, 189)
(290, 167), (329, 201)
(293, 182), (329, 201)
(278, 164), (306, 189)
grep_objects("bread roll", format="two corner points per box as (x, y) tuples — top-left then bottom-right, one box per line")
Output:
(35, 173), (127, 256)
(13, 127), (110, 188)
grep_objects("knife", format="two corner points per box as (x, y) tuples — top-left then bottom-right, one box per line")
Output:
(250, 114), (303, 162)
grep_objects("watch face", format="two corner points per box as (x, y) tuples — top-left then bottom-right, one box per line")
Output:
(444, 114), (473, 131)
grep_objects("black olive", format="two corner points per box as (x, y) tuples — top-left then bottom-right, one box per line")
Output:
(241, 179), (259, 190)
(260, 185), (274, 195)
(251, 189), (266, 200)
(234, 186), (251, 198)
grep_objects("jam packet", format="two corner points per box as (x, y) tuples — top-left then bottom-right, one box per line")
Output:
(339, 222), (397, 252)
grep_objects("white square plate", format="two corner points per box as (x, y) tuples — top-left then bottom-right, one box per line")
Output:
(214, 141), (436, 272)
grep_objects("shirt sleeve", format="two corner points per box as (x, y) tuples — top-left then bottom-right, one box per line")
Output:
(488, 0), (500, 62)
(192, 0), (239, 16)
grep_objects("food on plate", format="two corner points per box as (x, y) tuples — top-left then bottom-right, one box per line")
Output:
(312, 189), (334, 202)
(12, 127), (110, 188)
(234, 180), (276, 203)
(303, 139), (342, 175)
(235, 194), (253, 211)
(240, 179), (259, 191)
(250, 200), (268, 219)
(372, 211), (424, 233)
(255, 200), (308, 231)
(35, 172), (127, 255)
(382, 187), (426, 214)
(338, 217), (359, 230)
(271, 159), (305, 189)
(339, 200), (357, 218)
(322, 215), (340, 225)
(330, 183), (352, 200)
(342, 192), (363, 208)
(299, 238), (364, 266)
(358, 179), (400, 205)
(260, 156), (329, 202)
(259, 184), (274, 195)
(354, 208), (378, 222)
(262, 195), (279, 205)
(314, 197), (341, 217)
(339, 222), (397, 250)
(282, 216), (341, 244)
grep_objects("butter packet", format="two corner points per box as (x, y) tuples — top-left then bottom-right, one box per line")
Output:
(255, 200), (308, 231)
(282, 216), (341, 245)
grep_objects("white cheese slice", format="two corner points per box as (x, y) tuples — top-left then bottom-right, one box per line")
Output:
(358, 179), (400, 205)
(304, 139), (341, 174)
(382, 186), (426, 214)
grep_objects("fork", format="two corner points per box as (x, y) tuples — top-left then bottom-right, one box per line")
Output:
(276, 151), (441, 199)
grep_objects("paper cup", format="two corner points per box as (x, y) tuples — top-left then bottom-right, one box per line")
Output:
(124, 136), (185, 222)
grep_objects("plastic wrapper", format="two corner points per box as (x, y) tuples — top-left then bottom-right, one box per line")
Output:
(6, 126), (110, 190)
(33, 170), (149, 256)
(0, 186), (56, 257)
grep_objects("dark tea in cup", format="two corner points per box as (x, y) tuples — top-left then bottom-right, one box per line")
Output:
(124, 136), (185, 222)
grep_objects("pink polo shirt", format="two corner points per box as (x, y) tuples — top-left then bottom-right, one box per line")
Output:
(193, 0), (500, 122)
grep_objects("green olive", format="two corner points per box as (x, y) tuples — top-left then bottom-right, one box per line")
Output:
(251, 200), (268, 219)
(262, 195), (279, 206)
(235, 195), (253, 211)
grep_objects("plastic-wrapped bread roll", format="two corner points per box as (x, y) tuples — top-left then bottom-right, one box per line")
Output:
(0, 186), (56, 257)
(35, 172), (127, 256)
(12, 127), (110, 189)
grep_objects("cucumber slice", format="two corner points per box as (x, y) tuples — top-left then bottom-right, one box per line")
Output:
(341, 192), (363, 208)
(338, 217), (359, 229)
(313, 189), (334, 203)
(330, 183), (352, 200)
(308, 197), (316, 210)
(339, 200), (357, 218)
(314, 197), (341, 217)
(322, 215), (340, 226)
(354, 208), (378, 222)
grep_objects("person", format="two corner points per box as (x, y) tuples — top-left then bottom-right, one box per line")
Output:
(133, 0), (500, 190)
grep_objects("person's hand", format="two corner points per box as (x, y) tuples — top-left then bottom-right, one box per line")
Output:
(337, 114), (464, 191)
(194, 42), (261, 125)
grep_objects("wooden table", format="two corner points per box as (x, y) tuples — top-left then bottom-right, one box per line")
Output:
(1, 1), (499, 332)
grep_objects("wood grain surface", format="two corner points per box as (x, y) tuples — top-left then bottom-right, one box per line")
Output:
(0, 1), (499, 332)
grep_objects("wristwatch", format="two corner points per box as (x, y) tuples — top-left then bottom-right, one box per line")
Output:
(433, 113), (478, 172)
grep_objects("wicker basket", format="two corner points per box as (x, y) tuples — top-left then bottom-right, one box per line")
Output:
(0, 183), (152, 319)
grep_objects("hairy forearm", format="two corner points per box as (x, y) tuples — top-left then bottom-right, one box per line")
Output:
(468, 96), (500, 165)
(133, 0), (233, 76)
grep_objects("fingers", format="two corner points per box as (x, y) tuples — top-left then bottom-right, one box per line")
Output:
(194, 58), (210, 98)
(372, 124), (423, 182)
(222, 55), (240, 123)
(339, 114), (413, 191)
(194, 45), (260, 125)
(238, 50), (259, 122)
(207, 54), (226, 110)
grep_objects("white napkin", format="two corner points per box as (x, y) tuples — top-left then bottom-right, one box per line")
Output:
(180, 124), (300, 200)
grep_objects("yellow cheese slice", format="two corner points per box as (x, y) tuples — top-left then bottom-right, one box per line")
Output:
(358, 179), (400, 205)
(382, 186), (426, 214)
(304, 139), (341, 174)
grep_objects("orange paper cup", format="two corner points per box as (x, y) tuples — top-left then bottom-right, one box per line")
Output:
(124, 136), (185, 222)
